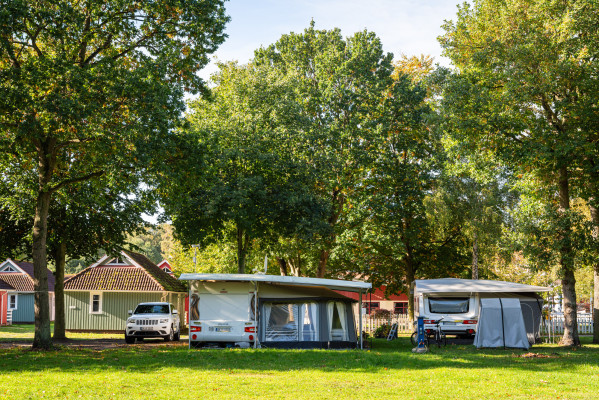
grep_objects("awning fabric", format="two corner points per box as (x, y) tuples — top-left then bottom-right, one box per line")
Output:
(414, 278), (549, 294)
(474, 298), (530, 350)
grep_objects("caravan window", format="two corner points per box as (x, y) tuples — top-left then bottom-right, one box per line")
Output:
(428, 297), (469, 314)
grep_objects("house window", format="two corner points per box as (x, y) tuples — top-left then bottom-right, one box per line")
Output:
(89, 292), (103, 314)
(8, 294), (17, 310)
(394, 302), (408, 315)
(366, 302), (380, 314)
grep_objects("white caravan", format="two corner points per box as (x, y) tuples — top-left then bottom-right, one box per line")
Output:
(179, 273), (371, 349)
(412, 278), (549, 339)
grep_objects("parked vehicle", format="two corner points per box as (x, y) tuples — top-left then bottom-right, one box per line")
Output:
(412, 278), (549, 340)
(125, 302), (180, 343)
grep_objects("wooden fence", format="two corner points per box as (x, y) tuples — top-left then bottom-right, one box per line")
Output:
(360, 314), (412, 334)
(359, 313), (595, 337)
(542, 313), (593, 336)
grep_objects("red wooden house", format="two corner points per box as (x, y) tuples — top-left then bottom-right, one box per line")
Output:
(337, 285), (408, 315)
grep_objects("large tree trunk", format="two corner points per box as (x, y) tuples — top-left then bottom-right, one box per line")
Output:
(32, 192), (52, 349)
(32, 139), (56, 350)
(590, 203), (599, 344)
(472, 231), (479, 280)
(557, 167), (579, 346)
(406, 258), (416, 324)
(53, 240), (67, 341)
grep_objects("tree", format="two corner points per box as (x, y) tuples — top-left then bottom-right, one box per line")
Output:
(439, 0), (599, 345)
(47, 176), (155, 340)
(160, 62), (328, 273)
(0, 0), (228, 349)
(254, 23), (398, 278)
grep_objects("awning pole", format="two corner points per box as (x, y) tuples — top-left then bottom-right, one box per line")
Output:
(359, 289), (363, 350)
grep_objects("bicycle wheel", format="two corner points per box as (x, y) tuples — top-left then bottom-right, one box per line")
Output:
(410, 331), (418, 346)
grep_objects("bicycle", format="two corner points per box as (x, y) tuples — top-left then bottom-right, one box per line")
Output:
(410, 318), (446, 348)
(430, 318), (447, 347)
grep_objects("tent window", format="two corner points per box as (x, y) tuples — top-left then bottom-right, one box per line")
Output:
(428, 297), (469, 314)
(263, 302), (319, 342)
(327, 302), (348, 341)
(264, 303), (298, 342)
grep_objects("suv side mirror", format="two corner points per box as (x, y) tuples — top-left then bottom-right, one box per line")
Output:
(173, 309), (178, 315)
(128, 310), (133, 316)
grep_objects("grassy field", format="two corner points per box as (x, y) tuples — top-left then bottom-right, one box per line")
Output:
(1, 325), (598, 399)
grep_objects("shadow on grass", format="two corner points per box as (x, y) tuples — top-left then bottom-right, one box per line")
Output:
(1, 336), (598, 375)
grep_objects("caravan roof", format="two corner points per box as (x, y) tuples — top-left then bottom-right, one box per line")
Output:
(414, 278), (550, 294)
(179, 273), (372, 293)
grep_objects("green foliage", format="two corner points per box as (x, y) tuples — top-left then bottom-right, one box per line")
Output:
(160, 61), (329, 273)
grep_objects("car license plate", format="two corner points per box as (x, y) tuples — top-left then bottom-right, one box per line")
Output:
(140, 326), (152, 331)
(443, 322), (456, 326)
(215, 327), (231, 333)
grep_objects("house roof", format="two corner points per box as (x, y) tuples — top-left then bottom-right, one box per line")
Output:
(179, 273), (372, 293)
(414, 278), (550, 294)
(64, 251), (186, 292)
(0, 259), (55, 292)
(337, 286), (409, 302)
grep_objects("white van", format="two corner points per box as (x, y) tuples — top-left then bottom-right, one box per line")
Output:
(413, 278), (549, 338)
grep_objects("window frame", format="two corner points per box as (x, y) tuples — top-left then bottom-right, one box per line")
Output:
(394, 301), (408, 315)
(366, 302), (380, 314)
(89, 292), (103, 314)
(8, 294), (17, 310)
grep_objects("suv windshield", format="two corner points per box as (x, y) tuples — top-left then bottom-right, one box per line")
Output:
(428, 297), (469, 314)
(134, 304), (169, 314)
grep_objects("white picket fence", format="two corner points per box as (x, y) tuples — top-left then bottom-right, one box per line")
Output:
(542, 313), (593, 336)
(360, 314), (412, 335)
(360, 313), (595, 337)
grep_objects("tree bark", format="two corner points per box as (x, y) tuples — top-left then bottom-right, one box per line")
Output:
(32, 191), (52, 349)
(557, 167), (579, 346)
(277, 257), (288, 276)
(590, 202), (599, 344)
(52, 240), (67, 341)
(472, 231), (479, 280)
(406, 258), (415, 324)
(31, 139), (56, 350)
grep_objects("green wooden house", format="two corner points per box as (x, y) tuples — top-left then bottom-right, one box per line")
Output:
(64, 251), (186, 332)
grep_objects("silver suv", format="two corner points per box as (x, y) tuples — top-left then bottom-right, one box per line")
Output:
(125, 302), (181, 343)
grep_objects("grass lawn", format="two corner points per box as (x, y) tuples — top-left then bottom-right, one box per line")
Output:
(1, 326), (598, 399)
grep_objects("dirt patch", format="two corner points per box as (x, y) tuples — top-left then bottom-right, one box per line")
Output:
(0, 338), (189, 351)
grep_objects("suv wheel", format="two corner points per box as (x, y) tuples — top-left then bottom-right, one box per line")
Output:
(174, 328), (180, 342)
(164, 325), (174, 342)
(125, 333), (135, 344)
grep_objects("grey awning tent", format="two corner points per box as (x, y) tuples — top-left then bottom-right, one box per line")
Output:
(474, 298), (530, 349)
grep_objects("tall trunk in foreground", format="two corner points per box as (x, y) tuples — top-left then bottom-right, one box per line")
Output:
(590, 203), (599, 344)
(53, 240), (67, 341)
(557, 167), (579, 346)
(32, 139), (56, 349)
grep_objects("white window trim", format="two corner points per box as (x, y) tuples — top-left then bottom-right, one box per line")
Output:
(89, 292), (103, 314)
(8, 294), (17, 310)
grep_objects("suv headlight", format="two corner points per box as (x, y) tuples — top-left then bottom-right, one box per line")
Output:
(127, 318), (135, 324)
(159, 318), (169, 324)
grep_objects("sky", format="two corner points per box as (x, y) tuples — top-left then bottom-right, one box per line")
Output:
(198, 0), (465, 82)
